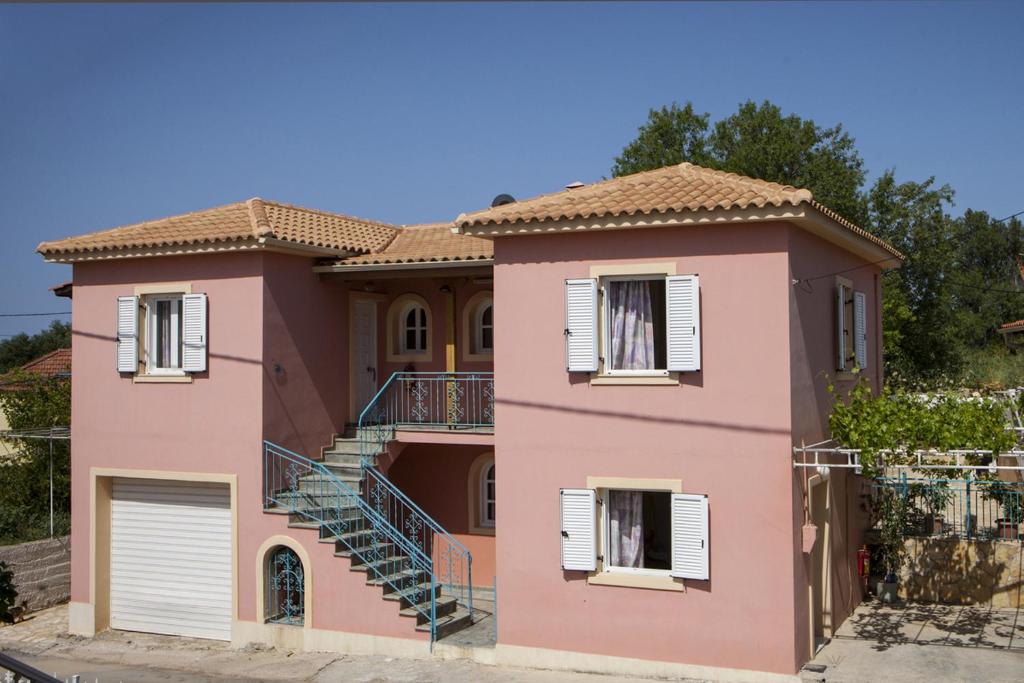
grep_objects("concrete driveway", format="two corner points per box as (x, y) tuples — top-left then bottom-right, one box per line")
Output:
(806, 601), (1024, 683)
(0, 605), (703, 683)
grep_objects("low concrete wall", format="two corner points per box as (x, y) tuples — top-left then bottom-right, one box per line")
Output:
(0, 536), (70, 612)
(900, 537), (1023, 608)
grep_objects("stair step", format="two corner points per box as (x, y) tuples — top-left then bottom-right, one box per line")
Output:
(400, 595), (458, 624)
(381, 581), (441, 604)
(323, 452), (373, 466)
(351, 554), (413, 576)
(415, 607), (473, 638)
(326, 440), (366, 455)
(333, 541), (396, 558)
(366, 567), (430, 588)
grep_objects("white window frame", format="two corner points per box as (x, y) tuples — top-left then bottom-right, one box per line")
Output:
(475, 301), (494, 354)
(601, 275), (669, 377)
(600, 487), (673, 578)
(399, 302), (428, 355)
(145, 294), (184, 376)
(479, 461), (495, 528)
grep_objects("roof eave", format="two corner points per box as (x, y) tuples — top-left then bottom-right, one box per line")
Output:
(38, 237), (354, 263)
(457, 203), (902, 269)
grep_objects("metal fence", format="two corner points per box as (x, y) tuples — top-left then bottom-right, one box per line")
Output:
(872, 477), (1023, 541)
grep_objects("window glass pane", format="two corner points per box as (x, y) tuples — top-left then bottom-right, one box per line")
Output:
(607, 279), (665, 371)
(405, 329), (417, 351)
(418, 308), (426, 327)
(418, 329), (427, 351)
(406, 308), (417, 328)
(482, 305), (492, 326)
(607, 489), (671, 570)
(156, 300), (169, 368)
(482, 327), (493, 351)
(642, 491), (671, 570)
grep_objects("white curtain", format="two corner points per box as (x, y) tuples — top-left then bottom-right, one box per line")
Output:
(608, 490), (643, 568)
(609, 281), (655, 370)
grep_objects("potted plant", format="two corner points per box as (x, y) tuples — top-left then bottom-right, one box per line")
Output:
(983, 482), (1023, 541)
(872, 486), (912, 603)
(915, 483), (952, 536)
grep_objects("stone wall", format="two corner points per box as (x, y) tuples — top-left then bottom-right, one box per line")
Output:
(899, 537), (1023, 608)
(0, 536), (70, 612)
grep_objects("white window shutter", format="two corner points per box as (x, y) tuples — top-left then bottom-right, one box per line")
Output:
(560, 488), (596, 571)
(836, 284), (847, 371)
(116, 296), (138, 373)
(565, 279), (598, 372)
(182, 293), (208, 373)
(853, 291), (867, 370)
(670, 493), (709, 581)
(666, 275), (700, 372)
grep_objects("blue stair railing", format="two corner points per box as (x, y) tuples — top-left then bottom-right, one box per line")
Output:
(356, 372), (493, 614)
(263, 440), (442, 641)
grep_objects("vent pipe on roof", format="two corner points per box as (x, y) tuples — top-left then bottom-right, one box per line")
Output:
(491, 194), (516, 207)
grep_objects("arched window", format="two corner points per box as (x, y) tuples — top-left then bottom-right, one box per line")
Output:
(400, 303), (428, 354)
(265, 546), (305, 625)
(476, 303), (494, 354)
(480, 462), (496, 527)
(462, 292), (494, 361)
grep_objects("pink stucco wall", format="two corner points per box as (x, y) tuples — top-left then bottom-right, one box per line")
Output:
(69, 253), (429, 641)
(386, 443), (496, 587)
(786, 225), (881, 659)
(492, 223), (802, 675)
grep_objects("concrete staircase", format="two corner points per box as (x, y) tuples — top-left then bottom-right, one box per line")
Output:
(264, 427), (473, 640)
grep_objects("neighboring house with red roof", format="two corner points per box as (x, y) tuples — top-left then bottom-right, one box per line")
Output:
(0, 348), (72, 459)
(37, 163), (901, 681)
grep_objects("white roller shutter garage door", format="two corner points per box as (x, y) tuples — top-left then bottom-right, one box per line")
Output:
(111, 478), (232, 640)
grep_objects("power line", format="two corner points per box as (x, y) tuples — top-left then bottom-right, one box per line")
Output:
(0, 312), (71, 318)
(997, 210), (1024, 223)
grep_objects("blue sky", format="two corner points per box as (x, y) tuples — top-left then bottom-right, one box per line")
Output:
(1, 2), (1022, 339)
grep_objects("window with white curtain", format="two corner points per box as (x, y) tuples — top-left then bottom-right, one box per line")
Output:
(604, 489), (672, 573)
(603, 277), (667, 374)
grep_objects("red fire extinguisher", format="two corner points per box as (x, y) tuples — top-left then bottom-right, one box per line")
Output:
(857, 544), (870, 579)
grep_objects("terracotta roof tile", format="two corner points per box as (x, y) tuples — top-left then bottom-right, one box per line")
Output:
(37, 199), (398, 257)
(456, 162), (902, 259)
(999, 320), (1024, 332)
(19, 348), (71, 377)
(330, 223), (493, 266)
(0, 348), (71, 391)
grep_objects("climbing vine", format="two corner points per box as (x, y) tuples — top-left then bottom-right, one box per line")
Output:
(827, 379), (1015, 479)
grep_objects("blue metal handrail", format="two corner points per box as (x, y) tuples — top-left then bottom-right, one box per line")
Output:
(263, 440), (439, 639)
(356, 371), (492, 613)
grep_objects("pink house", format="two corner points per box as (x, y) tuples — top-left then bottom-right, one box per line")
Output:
(38, 163), (901, 682)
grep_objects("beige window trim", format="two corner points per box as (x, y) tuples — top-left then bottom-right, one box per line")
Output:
(255, 535), (314, 629)
(133, 282), (192, 296)
(133, 374), (192, 384)
(461, 291), (494, 362)
(467, 452), (496, 535)
(588, 263), (680, 386)
(386, 293), (434, 363)
(585, 475), (684, 592)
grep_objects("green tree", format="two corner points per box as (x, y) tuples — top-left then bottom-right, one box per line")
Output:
(866, 172), (961, 384)
(612, 102), (711, 177)
(0, 374), (71, 544)
(0, 321), (70, 374)
(612, 99), (866, 224)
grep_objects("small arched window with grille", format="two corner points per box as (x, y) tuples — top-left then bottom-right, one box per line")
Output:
(266, 546), (304, 625)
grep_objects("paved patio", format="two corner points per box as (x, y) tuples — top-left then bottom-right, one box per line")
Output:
(806, 601), (1024, 682)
